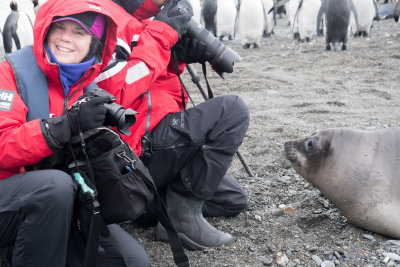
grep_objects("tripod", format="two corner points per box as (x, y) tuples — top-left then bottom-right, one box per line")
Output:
(185, 64), (255, 177)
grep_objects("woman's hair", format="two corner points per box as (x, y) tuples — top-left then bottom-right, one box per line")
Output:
(83, 35), (104, 62)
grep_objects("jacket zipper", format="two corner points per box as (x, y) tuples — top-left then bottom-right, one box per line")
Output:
(151, 142), (202, 151)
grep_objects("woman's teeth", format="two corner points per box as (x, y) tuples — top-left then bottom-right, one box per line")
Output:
(57, 46), (73, 52)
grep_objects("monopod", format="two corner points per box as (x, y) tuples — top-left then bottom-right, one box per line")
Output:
(186, 64), (255, 177)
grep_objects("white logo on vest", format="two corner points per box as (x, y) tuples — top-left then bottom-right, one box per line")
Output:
(0, 89), (15, 112)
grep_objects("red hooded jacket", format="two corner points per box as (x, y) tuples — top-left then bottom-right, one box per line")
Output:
(96, 0), (187, 157)
(0, 0), (118, 180)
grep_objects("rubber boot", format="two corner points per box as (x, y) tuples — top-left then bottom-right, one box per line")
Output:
(155, 188), (234, 250)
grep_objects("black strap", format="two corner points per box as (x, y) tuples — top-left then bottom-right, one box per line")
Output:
(70, 126), (108, 267)
(83, 199), (100, 267)
(154, 192), (190, 267)
(170, 50), (194, 108)
(201, 63), (214, 99)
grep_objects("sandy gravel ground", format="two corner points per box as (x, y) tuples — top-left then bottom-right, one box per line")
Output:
(131, 16), (400, 267)
(1, 10), (400, 267)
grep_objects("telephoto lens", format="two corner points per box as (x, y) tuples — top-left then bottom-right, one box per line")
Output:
(186, 18), (242, 78)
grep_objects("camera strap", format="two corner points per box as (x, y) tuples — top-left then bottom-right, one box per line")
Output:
(200, 62), (214, 99)
(67, 115), (109, 267)
(170, 50), (194, 109)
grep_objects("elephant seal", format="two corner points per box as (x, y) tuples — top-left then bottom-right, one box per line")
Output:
(284, 127), (400, 239)
(317, 0), (359, 51)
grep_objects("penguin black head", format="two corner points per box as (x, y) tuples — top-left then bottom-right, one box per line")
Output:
(10, 0), (18, 11)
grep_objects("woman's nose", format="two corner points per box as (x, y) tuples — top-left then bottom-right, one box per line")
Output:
(59, 30), (73, 42)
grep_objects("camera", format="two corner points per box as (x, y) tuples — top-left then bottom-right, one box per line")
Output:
(175, 0), (241, 78)
(73, 88), (137, 136)
(185, 18), (242, 78)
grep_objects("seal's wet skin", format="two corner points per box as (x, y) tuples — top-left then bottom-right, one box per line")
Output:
(284, 127), (400, 239)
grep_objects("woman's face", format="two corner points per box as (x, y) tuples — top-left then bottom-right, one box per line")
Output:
(47, 20), (92, 64)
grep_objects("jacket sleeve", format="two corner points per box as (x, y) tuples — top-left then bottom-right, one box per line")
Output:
(96, 19), (178, 108)
(0, 61), (54, 171)
(132, 0), (160, 21)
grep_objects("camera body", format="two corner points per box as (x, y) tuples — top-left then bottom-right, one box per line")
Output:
(73, 88), (136, 136)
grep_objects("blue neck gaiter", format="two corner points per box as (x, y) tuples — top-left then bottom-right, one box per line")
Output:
(46, 44), (95, 96)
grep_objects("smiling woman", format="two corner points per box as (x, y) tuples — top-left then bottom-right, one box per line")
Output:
(43, 12), (106, 96)
(47, 20), (93, 64)
(46, 11), (105, 64)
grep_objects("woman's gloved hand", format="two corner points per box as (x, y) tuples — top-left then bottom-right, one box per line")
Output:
(174, 36), (211, 64)
(67, 95), (111, 136)
(43, 95), (111, 146)
(154, 0), (193, 38)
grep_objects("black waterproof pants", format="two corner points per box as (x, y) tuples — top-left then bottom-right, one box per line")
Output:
(0, 170), (150, 267)
(141, 95), (250, 205)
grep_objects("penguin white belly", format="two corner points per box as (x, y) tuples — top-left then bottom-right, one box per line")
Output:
(238, 0), (264, 45)
(297, 0), (321, 40)
(216, 0), (237, 38)
(287, 0), (300, 34)
(350, 0), (375, 35)
(262, 0), (274, 35)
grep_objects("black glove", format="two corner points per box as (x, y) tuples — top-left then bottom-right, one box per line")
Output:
(174, 36), (211, 64)
(42, 96), (111, 147)
(67, 96), (111, 136)
(154, 0), (193, 38)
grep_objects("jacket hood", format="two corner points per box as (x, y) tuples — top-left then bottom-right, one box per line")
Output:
(33, 0), (118, 88)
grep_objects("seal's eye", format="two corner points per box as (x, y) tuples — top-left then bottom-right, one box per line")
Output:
(306, 137), (315, 151)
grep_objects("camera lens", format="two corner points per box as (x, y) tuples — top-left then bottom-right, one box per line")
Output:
(186, 18), (242, 78)
(103, 103), (137, 136)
